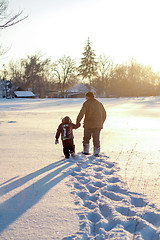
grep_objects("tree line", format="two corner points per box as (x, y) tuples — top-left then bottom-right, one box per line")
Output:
(1, 38), (160, 98)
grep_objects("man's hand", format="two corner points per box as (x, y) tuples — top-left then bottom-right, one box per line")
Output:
(55, 139), (59, 144)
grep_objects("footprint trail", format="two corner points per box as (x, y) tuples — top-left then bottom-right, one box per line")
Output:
(64, 153), (160, 240)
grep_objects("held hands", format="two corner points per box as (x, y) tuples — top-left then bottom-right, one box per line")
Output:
(76, 122), (81, 128)
(55, 139), (59, 144)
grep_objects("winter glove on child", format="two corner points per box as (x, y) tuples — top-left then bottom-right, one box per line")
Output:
(55, 139), (59, 144)
(76, 122), (81, 128)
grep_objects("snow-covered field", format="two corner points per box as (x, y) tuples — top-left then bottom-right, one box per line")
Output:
(0, 97), (160, 239)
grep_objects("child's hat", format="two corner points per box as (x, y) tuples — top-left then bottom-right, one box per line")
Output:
(62, 116), (72, 123)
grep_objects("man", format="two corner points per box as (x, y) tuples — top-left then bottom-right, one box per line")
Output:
(76, 91), (106, 156)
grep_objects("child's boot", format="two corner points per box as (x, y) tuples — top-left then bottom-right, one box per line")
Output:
(63, 148), (70, 159)
(71, 151), (75, 157)
(70, 145), (75, 157)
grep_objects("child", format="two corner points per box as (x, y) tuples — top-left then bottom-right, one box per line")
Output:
(55, 116), (80, 159)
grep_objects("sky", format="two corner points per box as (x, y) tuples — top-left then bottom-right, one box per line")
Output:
(1, 0), (160, 72)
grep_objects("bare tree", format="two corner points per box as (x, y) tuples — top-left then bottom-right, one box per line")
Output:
(97, 54), (113, 80)
(95, 54), (114, 96)
(52, 55), (77, 94)
(0, 0), (27, 29)
(21, 53), (51, 97)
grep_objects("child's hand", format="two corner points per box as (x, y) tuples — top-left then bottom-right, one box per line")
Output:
(76, 122), (81, 128)
(55, 139), (59, 144)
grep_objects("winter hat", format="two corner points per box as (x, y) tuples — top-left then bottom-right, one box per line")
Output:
(62, 116), (72, 124)
(86, 91), (95, 99)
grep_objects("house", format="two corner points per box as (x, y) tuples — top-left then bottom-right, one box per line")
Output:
(0, 79), (36, 99)
(14, 91), (35, 98)
(64, 83), (96, 98)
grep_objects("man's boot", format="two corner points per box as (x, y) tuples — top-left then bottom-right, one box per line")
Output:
(83, 144), (90, 155)
(94, 147), (100, 157)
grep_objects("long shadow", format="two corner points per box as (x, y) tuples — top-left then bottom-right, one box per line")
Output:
(0, 158), (68, 197)
(0, 159), (73, 233)
(0, 176), (19, 187)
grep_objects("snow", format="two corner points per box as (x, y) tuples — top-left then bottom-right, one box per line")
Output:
(0, 97), (160, 239)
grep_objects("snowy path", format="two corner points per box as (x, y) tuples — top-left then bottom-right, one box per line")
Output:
(63, 153), (160, 239)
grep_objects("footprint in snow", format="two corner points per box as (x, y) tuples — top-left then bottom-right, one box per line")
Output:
(84, 200), (97, 210)
(66, 153), (160, 240)
(93, 166), (104, 172)
(99, 203), (113, 218)
(143, 211), (160, 227)
(92, 180), (106, 188)
(74, 182), (84, 190)
(101, 189), (124, 202)
(103, 169), (115, 175)
(131, 196), (148, 208)
(77, 189), (89, 200)
(86, 183), (98, 194)
(74, 175), (90, 185)
(87, 210), (102, 223)
(106, 162), (115, 168)
(116, 206), (136, 217)
(108, 176), (121, 183)
(94, 172), (104, 180)
(107, 184), (127, 194)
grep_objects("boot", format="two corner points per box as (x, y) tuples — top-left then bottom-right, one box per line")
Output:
(83, 144), (90, 155)
(70, 145), (75, 157)
(94, 147), (100, 157)
(71, 151), (75, 158)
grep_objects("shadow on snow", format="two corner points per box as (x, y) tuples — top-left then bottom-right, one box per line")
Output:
(0, 158), (73, 233)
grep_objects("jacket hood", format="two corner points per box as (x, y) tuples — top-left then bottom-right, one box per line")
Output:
(62, 116), (72, 124)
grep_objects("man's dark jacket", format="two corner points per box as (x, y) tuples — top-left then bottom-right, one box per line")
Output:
(76, 98), (106, 129)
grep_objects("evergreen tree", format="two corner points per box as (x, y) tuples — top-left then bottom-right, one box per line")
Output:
(78, 38), (97, 89)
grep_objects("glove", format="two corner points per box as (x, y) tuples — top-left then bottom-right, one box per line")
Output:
(55, 139), (59, 144)
(76, 122), (81, 128)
